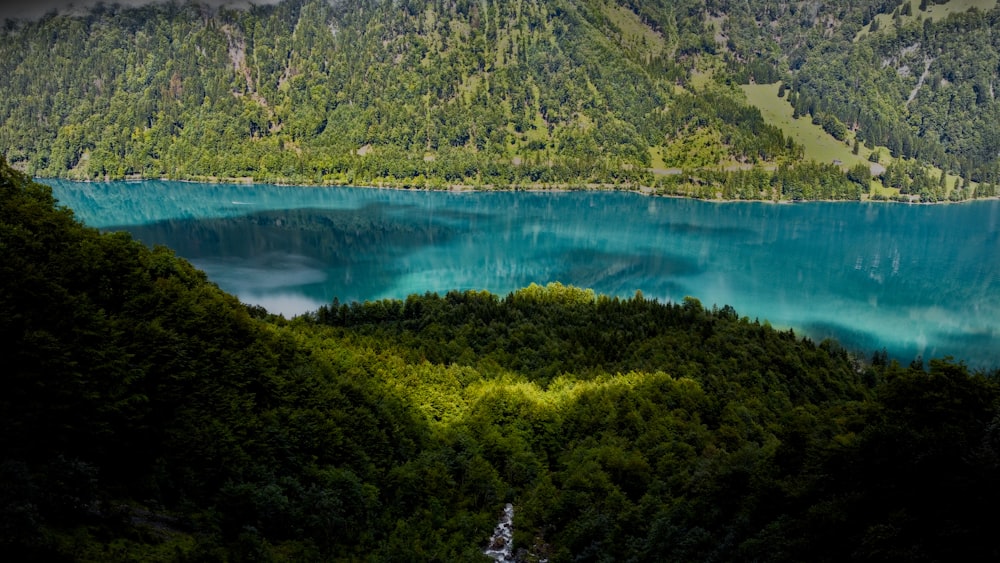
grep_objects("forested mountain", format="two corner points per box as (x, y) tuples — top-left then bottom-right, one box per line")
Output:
(717, 0), (1000, 196)
(3, 0), (999, 200)
(0, 0), (797, 188)
(4, 156), (1000, 560)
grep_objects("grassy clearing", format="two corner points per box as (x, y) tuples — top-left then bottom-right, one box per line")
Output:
(856, 0), (997, 41)
(921, 0), (998, 20)
(912, 0), (997, 23)
(688, 69), (714, 91)
(649, 146), (678, 173)
(741, 83), (872, 169)
(742, 82), (974, 199)
(602, 1), (665, 58)
(744, 82), (892, 198)
(685, 55), (733, 93)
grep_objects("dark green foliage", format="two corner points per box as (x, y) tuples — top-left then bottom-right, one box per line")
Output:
(310, 285), (868, 405)
(3, 159), (999, 561)
(654, 162), (863, 201)
(815, 113), (848, 142)
(701, 0), (1000, 195)
(766, 3), (1000, 180)
(0, 158), (476, 559)
(305, 286), (1000, 561)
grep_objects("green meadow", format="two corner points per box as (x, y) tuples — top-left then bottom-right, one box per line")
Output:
(856, 0), (998, 41)
(741, 83), (973, 199)
(742, 82), (897, 197)
(741, 83), (872, 170)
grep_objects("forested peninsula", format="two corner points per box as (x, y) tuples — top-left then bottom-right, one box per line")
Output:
(3, 156), (1000, 560)
(3, 0), (1000, 201)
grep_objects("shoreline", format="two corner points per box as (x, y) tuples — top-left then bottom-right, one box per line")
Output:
(34, 173), (1000, 205)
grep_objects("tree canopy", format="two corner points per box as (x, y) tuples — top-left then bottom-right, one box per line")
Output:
(2, 157), (999, 560)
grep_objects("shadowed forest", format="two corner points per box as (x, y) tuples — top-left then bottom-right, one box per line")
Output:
(3, 159), (999, 560)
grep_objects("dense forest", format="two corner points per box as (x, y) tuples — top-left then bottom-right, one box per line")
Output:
(0, 0), (797, 189)
(720, 0), (1000, 179)
(3, 0), (1000, 201)
(716, 0), (1000, 198)
(4, 157), (1000, 560)
(4, 1), (1000, 559)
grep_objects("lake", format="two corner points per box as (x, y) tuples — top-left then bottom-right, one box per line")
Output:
(44, 179), (1000, 368)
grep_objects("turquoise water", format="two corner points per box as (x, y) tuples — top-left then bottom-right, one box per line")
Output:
(45, 179), (1000, 367)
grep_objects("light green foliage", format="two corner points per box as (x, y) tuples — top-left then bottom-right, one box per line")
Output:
(860, 0), (998, 37)
(0, 0), (724, 187)
(8, 0), (996, 201)
(0, 0), (860, 198)
(717, 0), (1000, 199)
(3, 0), (998, 201)
(742, 83), (872, 170)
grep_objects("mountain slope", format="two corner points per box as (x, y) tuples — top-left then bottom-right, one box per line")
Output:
(0, 0), (797, 189)
(3, 0), (1000, 198)
(717, 0), (1000, 192)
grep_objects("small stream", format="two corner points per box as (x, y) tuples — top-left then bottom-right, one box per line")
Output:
(484, 503), (514, 562)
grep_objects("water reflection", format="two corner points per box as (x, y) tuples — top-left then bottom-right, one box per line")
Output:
(44, 179), (1000, 368)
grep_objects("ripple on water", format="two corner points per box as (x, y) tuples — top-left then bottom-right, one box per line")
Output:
(45, 180), (1000, 368)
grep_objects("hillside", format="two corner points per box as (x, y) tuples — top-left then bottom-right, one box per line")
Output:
(4, 0), (996, 201)
(718, 0), (1000, 199)
(4, 0), (1000, 201)
(0, 0), (795, 188)
(3, 156), (1000, 560)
